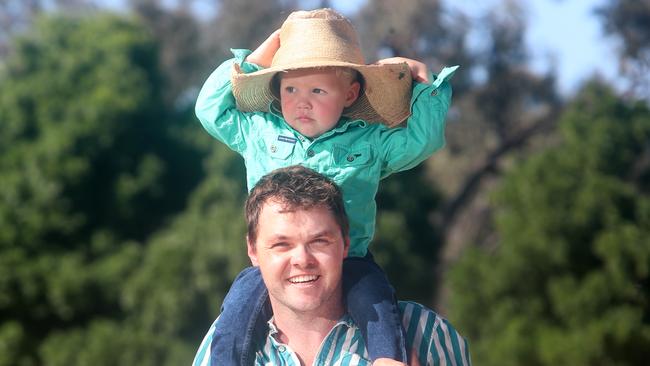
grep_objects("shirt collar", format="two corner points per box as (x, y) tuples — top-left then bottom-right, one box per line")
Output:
(266, 314), (355, 341)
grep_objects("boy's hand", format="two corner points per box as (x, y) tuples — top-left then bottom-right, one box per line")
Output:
(375, 57), (429, 84)
(245, 29), (281, 68)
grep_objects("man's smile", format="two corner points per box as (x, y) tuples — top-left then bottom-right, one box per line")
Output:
(288, 274), (320, 284)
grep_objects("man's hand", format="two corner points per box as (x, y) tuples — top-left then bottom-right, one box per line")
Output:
(375, 57), (429, 84)
(245, 29), (281, 68)
(372, 348), (422, 366)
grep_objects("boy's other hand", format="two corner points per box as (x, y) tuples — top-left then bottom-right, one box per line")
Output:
(245, 29), (281, 68)
(375, 57), (429, 84)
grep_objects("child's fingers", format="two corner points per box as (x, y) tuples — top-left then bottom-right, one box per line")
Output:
(247, 29), (282, 67)
(410, 65), (429, 84)
(270, 29), (281, 43)
(374, 57), (429, 84)
(404, 59), (429, 83)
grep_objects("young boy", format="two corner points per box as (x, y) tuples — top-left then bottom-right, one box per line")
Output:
(195, 8), (457, 365)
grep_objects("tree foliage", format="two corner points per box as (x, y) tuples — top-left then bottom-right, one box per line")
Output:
(0, 13), (208, 364)
(448, 83), (650, 365)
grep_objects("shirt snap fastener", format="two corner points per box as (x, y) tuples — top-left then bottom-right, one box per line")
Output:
(347, 155), (355, 162)
(307, 150), (315, 157)
(278, 345), (286, 352)
(270, 145), (277, 153)
(431, 89), (438, 96)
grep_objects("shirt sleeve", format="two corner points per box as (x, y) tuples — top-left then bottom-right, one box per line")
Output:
(192, 317), (218, 366)
(194, 49), (262, 154)
(399, 301), (472, 366)
(378, 66), (458, 178)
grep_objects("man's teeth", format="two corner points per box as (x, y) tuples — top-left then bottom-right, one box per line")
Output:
(289, 275), (318, 283)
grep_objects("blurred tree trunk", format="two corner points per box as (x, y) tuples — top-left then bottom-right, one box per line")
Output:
(597, 0), (650, 100)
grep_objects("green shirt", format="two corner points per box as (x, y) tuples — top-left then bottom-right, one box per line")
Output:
(195, 49), (457, 257)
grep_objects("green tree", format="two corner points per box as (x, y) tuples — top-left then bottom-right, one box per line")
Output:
(448, 82), (650, 365)
(0, 13), (205, 365)
(34, 142), (249, 366)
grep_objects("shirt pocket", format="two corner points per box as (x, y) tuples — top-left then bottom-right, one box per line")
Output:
(264, 134), (296, 160)
(332, 143), (374, 167)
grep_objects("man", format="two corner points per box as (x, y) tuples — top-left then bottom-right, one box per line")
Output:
(192, 166), (471, 366)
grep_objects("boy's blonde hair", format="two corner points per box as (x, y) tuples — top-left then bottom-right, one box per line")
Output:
(334, 67), (360, 85)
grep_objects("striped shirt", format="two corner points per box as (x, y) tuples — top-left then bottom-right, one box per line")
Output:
(192, 301), (471, 366)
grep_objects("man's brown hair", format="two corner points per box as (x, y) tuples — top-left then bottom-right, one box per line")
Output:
(245, 165), (349, 245)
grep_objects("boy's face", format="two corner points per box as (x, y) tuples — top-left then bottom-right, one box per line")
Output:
(279, 68), (360, 139)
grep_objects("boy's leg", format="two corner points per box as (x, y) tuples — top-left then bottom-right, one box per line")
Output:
(209, 266), (271, 365)
(343, 253), (408, 362)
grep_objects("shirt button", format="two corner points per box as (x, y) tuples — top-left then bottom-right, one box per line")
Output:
(278, 345), (286, 353)
(307, 150), (315, 157)
(431, 89), (438, 96)
(347, 155), (355, 162)
(270, 145), (277, 153)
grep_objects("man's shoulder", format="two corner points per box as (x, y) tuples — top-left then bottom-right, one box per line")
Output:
(397, 300), (444, 330)
(397, 299), (440, 315)
(396, 301), (472, 365)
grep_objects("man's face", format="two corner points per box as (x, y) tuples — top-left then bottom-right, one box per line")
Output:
(279, 68), (360, 139)
(248, 200), (349, 317)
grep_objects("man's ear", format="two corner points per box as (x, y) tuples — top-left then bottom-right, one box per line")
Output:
(342, 235), (350, 258)
(247, 235), (259, 266)
(344, 81), (361, 107)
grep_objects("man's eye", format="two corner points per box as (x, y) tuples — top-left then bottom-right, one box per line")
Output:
(313, 239), (331, 246)
(284, 86), (296, 93)
(312, 88), (326, 94)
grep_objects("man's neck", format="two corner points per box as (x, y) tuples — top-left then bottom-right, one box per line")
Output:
(271, 305), (345, 365)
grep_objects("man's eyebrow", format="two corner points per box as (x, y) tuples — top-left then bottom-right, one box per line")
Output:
(266, 230), (337, 241)
(266, 234), (290, 241)
(310, 229), (338, 239)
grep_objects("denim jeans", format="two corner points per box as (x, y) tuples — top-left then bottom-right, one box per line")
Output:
(210, 254), (407, 364)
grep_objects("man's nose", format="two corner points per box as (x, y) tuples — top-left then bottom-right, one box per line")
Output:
(290, 245), (315, 267)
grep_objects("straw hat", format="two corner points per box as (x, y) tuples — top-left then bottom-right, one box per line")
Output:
(231, 8), (413, 127)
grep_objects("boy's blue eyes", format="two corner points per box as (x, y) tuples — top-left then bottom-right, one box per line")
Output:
(283, 87), (327, 94)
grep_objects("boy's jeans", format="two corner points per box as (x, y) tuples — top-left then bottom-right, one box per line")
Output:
(210, 253), (407, 364)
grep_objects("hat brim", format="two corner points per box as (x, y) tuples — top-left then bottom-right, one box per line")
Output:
(231, 61), (413, 127)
